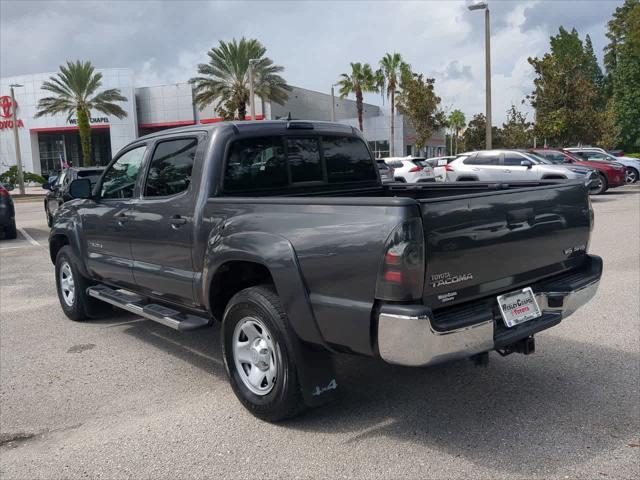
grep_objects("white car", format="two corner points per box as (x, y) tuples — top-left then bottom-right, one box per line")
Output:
(446, 150), (597, 187)
(565, 147), (640, 183)
(425, 156), (457, 182)
(382, 156), (435, 183)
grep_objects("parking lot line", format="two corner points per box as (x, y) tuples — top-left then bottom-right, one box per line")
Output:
(18, 227), (41, 247)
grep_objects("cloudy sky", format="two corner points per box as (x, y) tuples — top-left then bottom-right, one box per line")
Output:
(0, 0), (622, 124)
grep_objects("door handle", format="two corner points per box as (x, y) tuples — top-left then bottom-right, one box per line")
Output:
(170, 215), (187, 228)
(116, 212), (129, 224)
(504, 169), (512, 173)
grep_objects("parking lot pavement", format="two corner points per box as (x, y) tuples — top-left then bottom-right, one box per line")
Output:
(1, 186), (638, 480)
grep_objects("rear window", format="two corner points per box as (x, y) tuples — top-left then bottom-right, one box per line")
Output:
(223, 135), (375, 193)
(322, 136), (377, 183)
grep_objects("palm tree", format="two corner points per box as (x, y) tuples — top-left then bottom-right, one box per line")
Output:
(447, 109), (466, 154)
(379, 53), (408, 156)
(190, 38), (291, 120)
(337, 62), (381, 132)
(35, 60), (128, 167)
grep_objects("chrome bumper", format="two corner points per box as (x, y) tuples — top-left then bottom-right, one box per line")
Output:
(377, 279), (600, 367)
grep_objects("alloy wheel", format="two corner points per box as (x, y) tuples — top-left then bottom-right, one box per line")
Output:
(59, 261), (75, 307)
(232, 317), (280, 396)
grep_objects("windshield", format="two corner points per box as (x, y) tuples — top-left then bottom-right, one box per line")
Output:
(77, 170), (104, 186)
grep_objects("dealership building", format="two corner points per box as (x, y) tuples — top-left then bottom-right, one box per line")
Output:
(1, 68), (445, 177)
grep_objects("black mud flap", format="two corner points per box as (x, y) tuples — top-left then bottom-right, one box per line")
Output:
(292, 339), (339, 408)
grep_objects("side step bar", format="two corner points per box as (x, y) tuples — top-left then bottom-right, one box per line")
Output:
(87, 285), (211, 331)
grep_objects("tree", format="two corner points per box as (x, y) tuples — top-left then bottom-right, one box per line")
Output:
(500, 104), (532, 148)
(395, 71), (445, 150)
(463, 113), (503, 150)
(337, 62), (381, 132)
(190, 38), (291, 120)
(379, 53), (408, 155)
(528, 27), (603, 146)
(447, 109), (466, 154)
(35, 60), (128, 167)
(605, 0), (640, 150)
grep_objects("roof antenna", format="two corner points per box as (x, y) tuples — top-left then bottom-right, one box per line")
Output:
(287, 112), (292, 121)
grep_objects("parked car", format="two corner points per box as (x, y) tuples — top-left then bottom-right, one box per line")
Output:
(0, 184), (16, 239)
(1, 182), (15, 191)
(49, 121), (601, 421)
(565, 147), (640, 183)
(383, 156), (435, 183)
(530, 148), (626, 194)
(43, 167), (105, 227)
(446, 150), (599, 191)
(376, 159), (394, 183)
(425, 156), (457, 182)
(608, 150), (624, 157)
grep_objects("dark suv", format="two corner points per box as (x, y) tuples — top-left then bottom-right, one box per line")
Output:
(43, 167), (104, 227)
(0, 184), (16, 239)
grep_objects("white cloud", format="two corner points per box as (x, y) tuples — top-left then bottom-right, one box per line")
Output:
(0, 0), (621, 124)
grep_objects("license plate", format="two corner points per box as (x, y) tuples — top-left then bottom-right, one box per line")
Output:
(496, 287), (542, 328)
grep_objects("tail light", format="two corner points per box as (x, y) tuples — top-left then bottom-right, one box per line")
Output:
(444, 164), (454, 172)
(375, 218), (425, 301)
(0, 188), (9, 198)
(409, 166), (422, 172)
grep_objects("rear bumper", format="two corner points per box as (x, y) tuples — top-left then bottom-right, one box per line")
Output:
(377, 255), (602, 367)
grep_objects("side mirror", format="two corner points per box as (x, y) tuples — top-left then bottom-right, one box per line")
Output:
(521, 160), (533, 169)
(69, 178), (92, 199)
(42, 182), (52, 191)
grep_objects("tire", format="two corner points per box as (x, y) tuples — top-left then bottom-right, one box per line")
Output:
(4, 220), (17, 239)
(591, 174), (607, 195)
(55, 246), (96, 322)
(222, 285), (305, 422)
(625, 167), (639, 184)
(45, 205), (53, 228)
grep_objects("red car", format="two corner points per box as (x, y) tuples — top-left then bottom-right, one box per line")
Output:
(530, 148), (626, 194)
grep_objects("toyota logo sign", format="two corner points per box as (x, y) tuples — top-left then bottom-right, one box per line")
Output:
(0, 96), (16, 118)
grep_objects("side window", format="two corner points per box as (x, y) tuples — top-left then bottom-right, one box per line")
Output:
(287, 138), (323, 183)
(471, 152), (500, 165)
(144, 138), (197, 197)
(504, 153), (525, 166)
(224, 137), (287, 192)
(323, 136), (377, 183)
(100, 146), (146, 200)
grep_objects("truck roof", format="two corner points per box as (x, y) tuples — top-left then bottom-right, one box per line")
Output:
(137, 120), (359, 141)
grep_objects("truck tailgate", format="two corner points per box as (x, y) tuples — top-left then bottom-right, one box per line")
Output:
(420, 182), (592, 309)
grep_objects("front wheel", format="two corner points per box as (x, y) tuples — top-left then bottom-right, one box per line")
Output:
(625, 167), (639, 184)
(222, 286), (305, 422)
(590, 174), (607, 195)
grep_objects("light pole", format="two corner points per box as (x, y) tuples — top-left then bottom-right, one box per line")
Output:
(330, 83), (340, 122)
(248, 59), (259, 120)
(468, 1), (492, 149)
(9, 84), (25, 195)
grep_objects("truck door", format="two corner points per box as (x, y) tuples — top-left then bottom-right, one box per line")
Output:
(128, 136), (200, 305)
(82, 145), (147, 288)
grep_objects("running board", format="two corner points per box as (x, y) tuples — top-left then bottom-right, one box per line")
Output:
(87, 285), (211, 331)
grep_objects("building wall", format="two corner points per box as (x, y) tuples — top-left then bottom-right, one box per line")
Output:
(0, 68), (137, 174)
(271, 86), (380, 121)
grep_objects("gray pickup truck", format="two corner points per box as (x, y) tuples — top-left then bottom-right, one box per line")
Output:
(49, 120), (602, 421)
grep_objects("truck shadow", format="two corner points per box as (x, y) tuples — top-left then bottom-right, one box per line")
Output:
(122, 321), (638, 475)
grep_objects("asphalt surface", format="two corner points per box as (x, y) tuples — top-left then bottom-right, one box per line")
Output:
(1, 186), (639, 479)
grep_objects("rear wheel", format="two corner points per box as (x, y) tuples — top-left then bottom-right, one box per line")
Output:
(222, 285), (305, 422)
(626, 167), (638, 184)
(55, 246), (97, 321)
(4, 220), (17, 239)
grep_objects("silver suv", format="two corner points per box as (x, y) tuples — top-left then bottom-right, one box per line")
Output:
(446, 150), (596, 187)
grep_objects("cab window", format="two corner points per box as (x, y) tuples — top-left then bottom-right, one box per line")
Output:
(144, 138), (197, 197)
